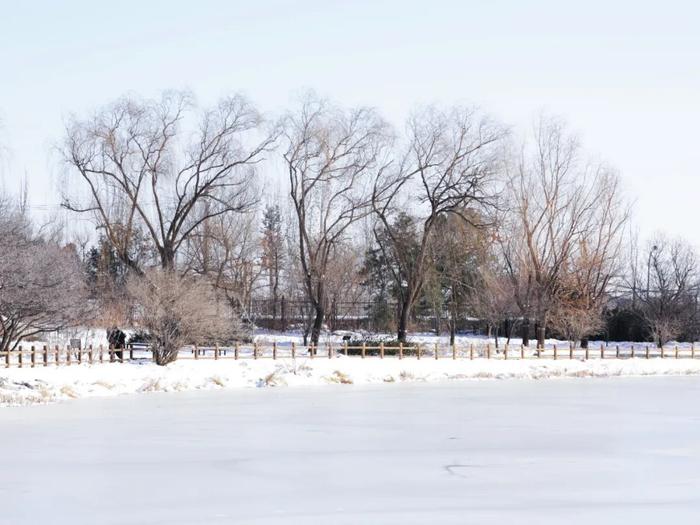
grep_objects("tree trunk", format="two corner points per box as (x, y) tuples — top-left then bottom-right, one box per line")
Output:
(397, 301), (410, 343)
(310, 304), (324, 347)
(449, 311), (456, 346)
(281, 296), (287, 332)
(160, 245), (176, 271)
(272, 295), (278, 330)
(521, 317), (530, 347)
(302, 308), (311, 346)
(536, 322), (546, 349)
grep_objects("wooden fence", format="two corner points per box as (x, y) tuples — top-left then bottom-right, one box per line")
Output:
(1, 341), (699, 368)
(1, 345), (136, 368)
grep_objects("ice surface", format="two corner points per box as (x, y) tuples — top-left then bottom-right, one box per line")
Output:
(1, 379), (700, 524)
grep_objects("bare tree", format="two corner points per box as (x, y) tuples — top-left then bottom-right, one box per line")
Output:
(323, 241), (366, 332)
(630, 234), (699, 347)
(127, 269), (239, 365)
(260, 203), (285, 326)
(62, 90), (276, 272)
(0, 208), (89, 352)
(182, 207), (263, 323)
(548, 298), (606, 346)
(430, 209), (494, 345)
(373, 106), (504, 342)
(500, 115), (628, 348)
(283, 94), (391, 345)
(473, 260), (518, 347)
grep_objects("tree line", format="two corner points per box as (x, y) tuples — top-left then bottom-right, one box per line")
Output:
(1, 90), (696, 364)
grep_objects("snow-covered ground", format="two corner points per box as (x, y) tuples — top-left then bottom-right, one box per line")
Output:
(1, 379), (700, 524)
(253, 329), (699, 352)
(31, 326), (700, 355)
(3, 355), (700, 406)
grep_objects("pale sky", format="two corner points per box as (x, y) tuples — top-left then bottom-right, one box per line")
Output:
(1, 1), (699, 243)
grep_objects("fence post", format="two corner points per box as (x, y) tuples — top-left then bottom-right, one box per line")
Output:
(328, 344), (333, 359)
(600, 344), (605, 359)
(235, 342), (240, 360)
(129, 345), (134, 361)
(470, 343), (474, 360)
(453, 343), (457, 360)
(43, 345), (48, 367)
(399, 342), (403, 360)
(553, 344), (557, 360)
(254, 342), (258, 360)
(77, 346), (82, 365)
(215, 343), (220, 360)
(380, 342), (384, 359)
(645, 345), (650, 359)
(361, 342), (366, 359)
(344, 341), (348, 356)
(661, 346), (664, 359)
(434, 342), (439, 360)
(290, 342), (294, 360)
(417, 343), (421, 360)
(194, 345), (199, 360)
(18, 346), (23, 368)
(55, 345), (60, 366)
(272, 342), (277, 360)
(99, 345), (104, 363)
(585, 345), (589, 360)
(31, 345), (36, 368)
(309, 343), (314, 359)
(487, 343), (491, 359)
(693, 343), (696, 359)
(66, 345), (71, 366)
(4, 348), (8, 368)
(616, 345), (620, 359)
(88, 345), (93, 364)
(631, 345), (635, 359)
(675, 345), (679, 359)
(569, 342), (574, 360)
(520, 344), (524, 359)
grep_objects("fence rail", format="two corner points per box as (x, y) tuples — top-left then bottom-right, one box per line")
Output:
(1, 342), (698, 368)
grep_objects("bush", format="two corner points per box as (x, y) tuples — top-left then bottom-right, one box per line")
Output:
(127, 270), (242, 365)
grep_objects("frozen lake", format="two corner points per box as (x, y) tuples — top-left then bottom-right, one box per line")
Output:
(1, 378), (700, 524)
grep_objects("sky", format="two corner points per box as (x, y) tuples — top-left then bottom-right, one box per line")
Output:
(1, 0), (699, 244)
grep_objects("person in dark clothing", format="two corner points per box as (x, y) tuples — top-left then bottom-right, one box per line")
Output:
(107, 326), (127, 361)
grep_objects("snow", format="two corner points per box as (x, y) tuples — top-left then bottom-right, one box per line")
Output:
(3, 354), (700, 407)
(1, 378), (699, 524)
(252, 329), (698, 352)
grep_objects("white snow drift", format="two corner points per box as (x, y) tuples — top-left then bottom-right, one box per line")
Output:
(3, 356), (700, 406)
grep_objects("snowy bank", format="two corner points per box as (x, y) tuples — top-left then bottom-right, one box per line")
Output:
(3, 356), (700, 407)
